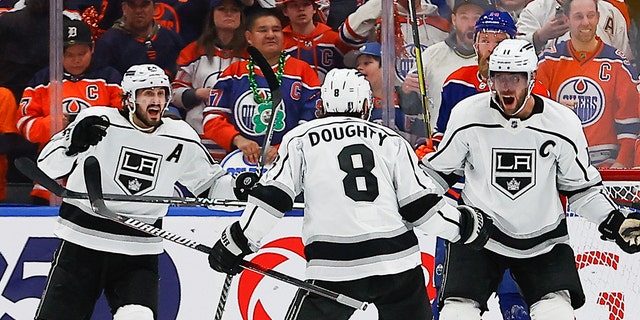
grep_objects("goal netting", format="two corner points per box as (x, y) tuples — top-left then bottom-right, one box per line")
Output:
(568, 169), (640, 320)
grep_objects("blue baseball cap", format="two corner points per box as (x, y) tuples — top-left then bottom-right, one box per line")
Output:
(344, 42), (382, 67)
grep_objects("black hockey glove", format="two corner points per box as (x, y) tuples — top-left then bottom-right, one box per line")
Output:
(233, 172), (260, 201)
(208, 221), (254, 275)
(456, 205), (493, 250)
(64, 116), (110, 156)
(599, 210), (640, 254)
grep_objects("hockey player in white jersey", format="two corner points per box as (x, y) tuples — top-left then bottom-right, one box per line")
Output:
(207, 68), (494, 320)
(423, 39), (640, 320)
(34, 64), (233, 320)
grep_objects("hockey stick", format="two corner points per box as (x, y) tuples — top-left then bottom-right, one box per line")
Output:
(247, 45), (283, 174)
(14, 157), (304, 209)
(219, 46), (284, 319)
(406, 0), (432, 138)
(82, 156), (368, 312)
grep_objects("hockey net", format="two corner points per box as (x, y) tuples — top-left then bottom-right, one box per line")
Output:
(568, 169), (640, 320)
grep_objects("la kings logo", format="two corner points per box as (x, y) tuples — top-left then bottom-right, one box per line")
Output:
(492, 149), (536, 200)
(115, 147), (162, 195)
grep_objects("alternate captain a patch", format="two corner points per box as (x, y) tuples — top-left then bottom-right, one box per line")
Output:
(115, 147), (162, 195)
(492, 148), (536, 200)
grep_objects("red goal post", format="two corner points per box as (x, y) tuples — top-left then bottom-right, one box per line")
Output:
(599, 169), (640, 210)
(567, 168), (640, 320)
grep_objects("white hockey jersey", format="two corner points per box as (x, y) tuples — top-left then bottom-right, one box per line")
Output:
(421, 38), (476, 129)
(237, 116), (470, 282)
(424, 92), (617, 258)
(37, 107), (228, 255)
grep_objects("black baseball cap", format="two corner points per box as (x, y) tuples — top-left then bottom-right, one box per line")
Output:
(63, 19), (92, 48)
(210, 0), (246, 8)
(453, 0), (495, 13)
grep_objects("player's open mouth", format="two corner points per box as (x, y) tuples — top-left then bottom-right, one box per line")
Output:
(148, 106), (161, 118)
(502, 96), (515, 106)
(465, 32), (474, 40)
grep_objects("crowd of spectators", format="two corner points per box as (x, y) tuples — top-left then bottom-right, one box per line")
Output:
(0, 0), (638, 209)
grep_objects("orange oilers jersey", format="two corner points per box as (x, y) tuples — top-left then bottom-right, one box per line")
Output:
(537, 38), (640, 167)
(16, 66), (123, 148)
(0, 88), (18, 201)
(283, 22), (354, 82)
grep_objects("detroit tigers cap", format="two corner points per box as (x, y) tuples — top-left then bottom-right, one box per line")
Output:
(63, 19), (92, 48)
(453, 0), (495, 13)
(344, 42), (382, 68)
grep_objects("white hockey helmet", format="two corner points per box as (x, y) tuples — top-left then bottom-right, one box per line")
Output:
(121, 64), (172, 114)
(488, 39), (538, 115)
(320, 68), (372, 117)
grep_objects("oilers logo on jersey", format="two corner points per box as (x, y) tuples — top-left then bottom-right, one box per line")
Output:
(395, 43), (428, 82)
(62, 98), (93, 115)
(556, 77), (606, 127)
(492, 149), (536, 200)
(233, 90), (287, 137)
(115, 147), (162, 195)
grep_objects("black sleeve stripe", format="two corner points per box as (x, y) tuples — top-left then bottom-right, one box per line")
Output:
(399, 193), (442, 223)
(250, 184), (294, 213)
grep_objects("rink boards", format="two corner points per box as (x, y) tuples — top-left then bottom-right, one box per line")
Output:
(0, 206), (637, 320)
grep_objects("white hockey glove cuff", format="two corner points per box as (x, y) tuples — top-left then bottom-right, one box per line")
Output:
(456, 205), (493, 250)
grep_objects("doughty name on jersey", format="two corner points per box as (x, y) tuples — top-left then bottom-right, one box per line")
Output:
(309, 122), (389, 147)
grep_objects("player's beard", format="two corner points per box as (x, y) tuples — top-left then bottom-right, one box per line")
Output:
(478, 54), (490, 79)
(497, 89), (527, 116)
(134, 104), (163, 128)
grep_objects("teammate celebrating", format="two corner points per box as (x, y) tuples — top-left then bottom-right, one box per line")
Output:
(34, 64), (233, 320)
(207, 68), (493, 320)
(419, 11), (535, 320)
(423, 39), (640, 320)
